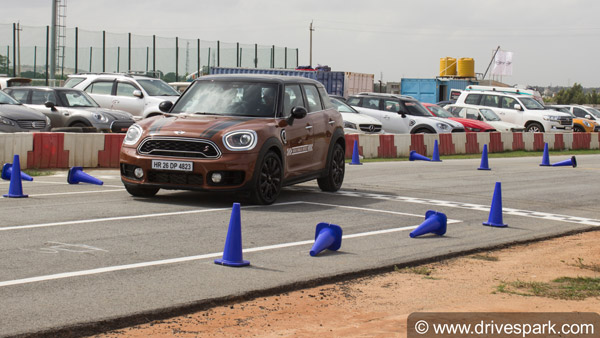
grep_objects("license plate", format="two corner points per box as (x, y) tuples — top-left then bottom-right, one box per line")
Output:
(151, 160), (193, 172)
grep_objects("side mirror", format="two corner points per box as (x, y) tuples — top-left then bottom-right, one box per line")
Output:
(286, 106), (308, 125)
(158, 101), (173, 112)
(44, 101), (57, 111)
(398, 109), (407, 118)
(585, 114), (592, 119)
(133, 90), (143, 98)
(513, 104), (522, 111)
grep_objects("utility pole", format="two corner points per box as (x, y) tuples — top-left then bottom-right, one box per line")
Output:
(50, 0), (57, 79)
(309, 21), (314, 67)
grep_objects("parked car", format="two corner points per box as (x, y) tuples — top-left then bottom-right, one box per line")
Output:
(454, 90), (572, 132)
(0, 77), (32, 90)
(0, 90), (51, 132)
(120, 74), (346, 205)
(446, 105), (525, 132)
(4, 87), (135, 133)
(330, 97), (383, 134)
(422, 102), (496, 132)
(347, 93), (464, 134)
(64, 73), (180, 119)
(547, 105), (600, 132)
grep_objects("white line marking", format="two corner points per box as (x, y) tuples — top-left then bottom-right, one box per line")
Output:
(28, 189), (125, 197)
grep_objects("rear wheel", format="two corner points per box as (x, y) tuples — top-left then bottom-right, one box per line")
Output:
(318, 143), (345, 192)
(526, 122), (544, 132)
(125, 184), (159, 197)
(250, 151), (282, 205)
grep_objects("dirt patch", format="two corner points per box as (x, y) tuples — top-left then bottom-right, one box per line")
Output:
(91, 230), (600, 337)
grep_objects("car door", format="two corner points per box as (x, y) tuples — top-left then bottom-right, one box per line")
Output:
(84, 80), (115, 110)
(25, 89), (68, 128)
(497, 95), (521, 124)
(281, 84), (315, 176)
(111, 81), (145, 116)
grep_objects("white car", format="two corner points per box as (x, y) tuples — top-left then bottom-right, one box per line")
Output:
(347, 93), (464, 134)
(447, 105), (525, 132)
(64, 73), (180, 119)
(330, 97), (383, 134)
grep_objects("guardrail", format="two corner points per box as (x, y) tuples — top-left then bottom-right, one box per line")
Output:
(0, 132), (598, 169)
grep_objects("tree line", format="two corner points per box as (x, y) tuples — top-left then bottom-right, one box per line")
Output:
(548, 83), (600, 105)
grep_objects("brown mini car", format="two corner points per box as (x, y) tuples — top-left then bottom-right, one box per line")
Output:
(120, 74), (346, 204)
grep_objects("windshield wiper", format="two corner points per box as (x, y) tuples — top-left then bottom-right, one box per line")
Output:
(194, 112), (219, 115)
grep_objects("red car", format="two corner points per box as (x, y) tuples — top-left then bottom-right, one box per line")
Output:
(422, 103), (496, 132)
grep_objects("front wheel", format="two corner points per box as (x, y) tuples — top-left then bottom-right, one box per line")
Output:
(526, 122), (544, 133)
(573, 125), (585, 132)
(125, 184), (160, 197)
(318, 143), (345, 192)
(250, 151), (282, 205)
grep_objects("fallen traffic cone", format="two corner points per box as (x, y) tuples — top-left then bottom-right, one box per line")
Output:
(540, 143), (550, 166)
(214, 203), (250, 267)
(410, 210), (447, 238)
(431, 140), (442, 162)
(3, 154), (28, 198)
(409, 150), (431, 161)
(67, 167), (104, 185)
(483, 182), (507, 227)
(478, 144), (491, 170)
(310, 222), (343, 257)
(349, 140), (362, 165)
(2, 163), (34, 181)
(551, 156), (577, 168)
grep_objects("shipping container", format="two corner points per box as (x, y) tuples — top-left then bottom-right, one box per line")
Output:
(401, 78), (478, 103)
(343, 72), (374, 97)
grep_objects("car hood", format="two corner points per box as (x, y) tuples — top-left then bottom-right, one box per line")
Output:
(0, 104), (47, 120)
(341, 112), (382, 125)
(138, 114), (265, 140)
(448, 117), (495, 130)
(73, 107), (134, 120)
(428, 116), (463, 128)
(486, 120), (525, 132)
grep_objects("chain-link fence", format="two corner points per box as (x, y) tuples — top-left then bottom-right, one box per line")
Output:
(0, 23), (299, 84)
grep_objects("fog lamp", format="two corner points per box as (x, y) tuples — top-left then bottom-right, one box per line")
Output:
(134, 167), (144, 179)
(211, 172), (223, 183)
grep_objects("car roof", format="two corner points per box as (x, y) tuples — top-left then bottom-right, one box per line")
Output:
(351, 92), (417, 101)
(7, 86), (85, 92)
(196, 74), (324, 85)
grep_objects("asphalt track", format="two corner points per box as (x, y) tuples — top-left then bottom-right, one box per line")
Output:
(0, 155), (599, 337)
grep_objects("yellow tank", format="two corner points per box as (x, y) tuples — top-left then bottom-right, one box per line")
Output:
(457, 58), (475, 77)
(439, 57), (456, 77)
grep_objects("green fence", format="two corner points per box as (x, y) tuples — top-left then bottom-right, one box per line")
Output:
(0, 23), (299, 83)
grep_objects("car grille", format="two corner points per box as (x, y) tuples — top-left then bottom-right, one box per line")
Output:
(359, 124), (382, 133)
(559, 116), (572, 126)
(451, 128), (465, 133)
(17, 120), (47, 130)
(147, 171), (203, 185)
(138, 137), (221, 159)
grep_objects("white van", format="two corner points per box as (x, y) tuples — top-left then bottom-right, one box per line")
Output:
(454, 90), (572, 132)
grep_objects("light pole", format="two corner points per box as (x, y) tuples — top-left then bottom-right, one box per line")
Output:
(309, 21), (314, 67)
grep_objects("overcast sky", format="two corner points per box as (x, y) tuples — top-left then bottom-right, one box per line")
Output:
(2, 0), (599, 87)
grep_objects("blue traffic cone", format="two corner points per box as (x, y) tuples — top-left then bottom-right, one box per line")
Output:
(552, 156), (577, 168)
(431, 140), (442, 162)
(67, 167), (104, 185)
(3, 154), (28, 198)
(483, 182), (507, 227)
(310, 223), (343, 256)
(214, 203), (250, 267)
(350, 140), (362, 165)
(478, 144), (491, 170)
(410, 210), (447, 238)
(2, 163), (34, 181)
(409, 150), (431, 161)
(540, 143), (550, 166)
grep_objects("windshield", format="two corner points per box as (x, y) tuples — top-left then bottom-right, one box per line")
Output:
(519, 97), (545, 110)
(586, 107), (600, 118)
(331, 98), (357, 113)
(171, 81), (279, 117)
(0, 91), (20, 104)
(57, 90), (99, 107)
(479, 108), (501, 121)
(403, 101), (433, 117)
(137, 79), (180, 96)
(427, 105), (453, 118)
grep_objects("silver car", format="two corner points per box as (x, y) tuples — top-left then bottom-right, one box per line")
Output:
(4, 87), (135, 133)
(0, 90), (51, 132)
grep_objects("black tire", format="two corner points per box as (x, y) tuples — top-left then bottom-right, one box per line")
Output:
(318, 142), (345, 192)
(526, 122), (544, 132)
(573, 125), (585, 132)
(125, 184), (160, 197)
(250, 151), (282, 205)
(413, 128), (434, 134)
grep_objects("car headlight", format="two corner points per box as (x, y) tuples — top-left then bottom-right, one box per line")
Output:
(465, 126), (480, 132)
(92, 112), (109, 122)
(344, 121), (358, 130)
(0, 116), (15, 126)
(543, 115), (561, 122)
(45, 116), (51, 127)
(436, 123), (450, 130)
(583, 121), (591, 127)
(223, 130), (257, 151)
(123, 124), (143, 145)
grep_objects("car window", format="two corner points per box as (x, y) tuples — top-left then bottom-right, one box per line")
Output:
(116, 82), (139, 97)
(479, 108), (501, 121)
(63, 77), (85, 88)
(464, 94), (482, 105)
(317, 87), (333, 109)
(519, 97), (544, 110)
(0, 91), (20, 104)
(364, 98), (380, 110)
(283, 84), (304, 117)
(428, 105), (453, 118)
(59, 91), (98, 107)
(465, 108), (479, 120)
(136, 79), (180, 96)
(383, 100), (400, 112)
(573, 107), (587, 118)
(31, 90), (57, 105)
(86, 81), (113, 95)
(501, 97), (518, 109)
(347, 97), (361, 106)
(481, 95), (499, 108)
(303, 85), (323, 113)
(403, 101), (433, 117)
(330, 97), (356, 113)
(7, 89), (29, 103)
